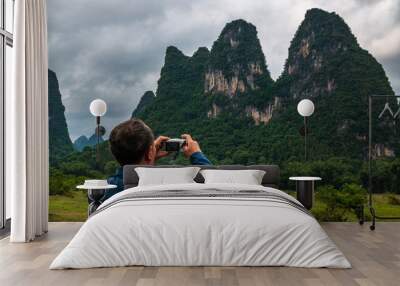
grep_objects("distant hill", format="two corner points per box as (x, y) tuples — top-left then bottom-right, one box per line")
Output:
(48, 69), (74, 163)
(132, 8), (398, 164)
(73, 134), (104, 151)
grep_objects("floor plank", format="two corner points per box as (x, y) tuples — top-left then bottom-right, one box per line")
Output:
(0, 222), (399, 286)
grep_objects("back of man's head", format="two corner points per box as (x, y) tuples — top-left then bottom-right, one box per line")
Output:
(109, 119), (154, 166)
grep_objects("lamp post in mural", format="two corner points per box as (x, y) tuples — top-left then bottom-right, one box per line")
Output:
(297, 99), (315, 161)
(89, 99), (107, 168)
(80, 99), (113, 217)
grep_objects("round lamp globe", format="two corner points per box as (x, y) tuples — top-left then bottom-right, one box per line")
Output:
(90, 99), (107, 117)
(297, 99), (315, 117)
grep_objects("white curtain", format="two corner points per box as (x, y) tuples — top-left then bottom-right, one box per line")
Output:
(7, 0), (49, 242)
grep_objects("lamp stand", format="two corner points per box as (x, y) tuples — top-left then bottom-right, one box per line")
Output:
(96, 116), (100, 169)
(304, 116), (308, 161)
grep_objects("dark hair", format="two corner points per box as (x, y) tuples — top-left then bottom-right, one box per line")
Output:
(109, 119), (154, 166)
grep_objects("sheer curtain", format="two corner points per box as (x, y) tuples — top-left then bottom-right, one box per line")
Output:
(7, 0), (48, 242)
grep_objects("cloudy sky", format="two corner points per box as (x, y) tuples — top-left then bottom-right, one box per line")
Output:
(48, 0), (400, 141)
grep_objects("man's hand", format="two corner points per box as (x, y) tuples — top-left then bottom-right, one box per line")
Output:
(181, 134), (201, 158)
(154, 136), (170, 160)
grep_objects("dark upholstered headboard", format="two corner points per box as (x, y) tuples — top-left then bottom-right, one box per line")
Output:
(123, 165), (280, 189)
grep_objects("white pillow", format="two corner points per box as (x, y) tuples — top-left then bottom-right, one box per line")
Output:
(135, 167), (200, 186)
(200, 169), (266, 185)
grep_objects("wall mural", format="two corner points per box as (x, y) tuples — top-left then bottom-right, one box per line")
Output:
(47, 2), (400, 222)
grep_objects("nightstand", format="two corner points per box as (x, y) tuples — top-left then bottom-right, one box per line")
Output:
(289, 177), (321, 210)
(77, 180), (117, 216)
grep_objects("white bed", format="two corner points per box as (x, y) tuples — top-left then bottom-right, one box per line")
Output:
(50, 183), (351, 269)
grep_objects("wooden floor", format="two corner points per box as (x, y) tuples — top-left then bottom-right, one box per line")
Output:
(0, 222), (399, 286)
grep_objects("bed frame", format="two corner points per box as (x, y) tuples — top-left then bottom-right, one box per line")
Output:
(123, 165), (280, 189)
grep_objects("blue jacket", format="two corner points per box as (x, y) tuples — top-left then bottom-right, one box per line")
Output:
(105, 152), (212, 200)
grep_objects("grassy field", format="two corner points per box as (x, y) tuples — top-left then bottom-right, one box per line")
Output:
(49, 191), (88, 222)
(49, 191), (400, 222)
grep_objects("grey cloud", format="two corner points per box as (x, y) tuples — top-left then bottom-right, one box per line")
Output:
(381, 55), (400, 94)
(48, 0), (400, 140)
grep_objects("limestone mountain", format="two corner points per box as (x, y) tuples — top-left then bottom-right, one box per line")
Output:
(205, 19), (273, 97)
(275, 8), (396, 157)
(73, 135), (90, 152)
(132, 9), (397, 164)
(48, 69), (73, 163)
(135, 19), (276, 126)
(136, 45), (210, 133)
(132, 91), (156, 117)
(73, 134), (104, 152)
(204, 19), (276, 123)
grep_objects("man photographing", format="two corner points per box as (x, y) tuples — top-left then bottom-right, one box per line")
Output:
(105, 119), (211, 199)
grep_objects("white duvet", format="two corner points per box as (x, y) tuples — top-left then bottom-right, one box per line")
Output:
(50, 183), (351, 269)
